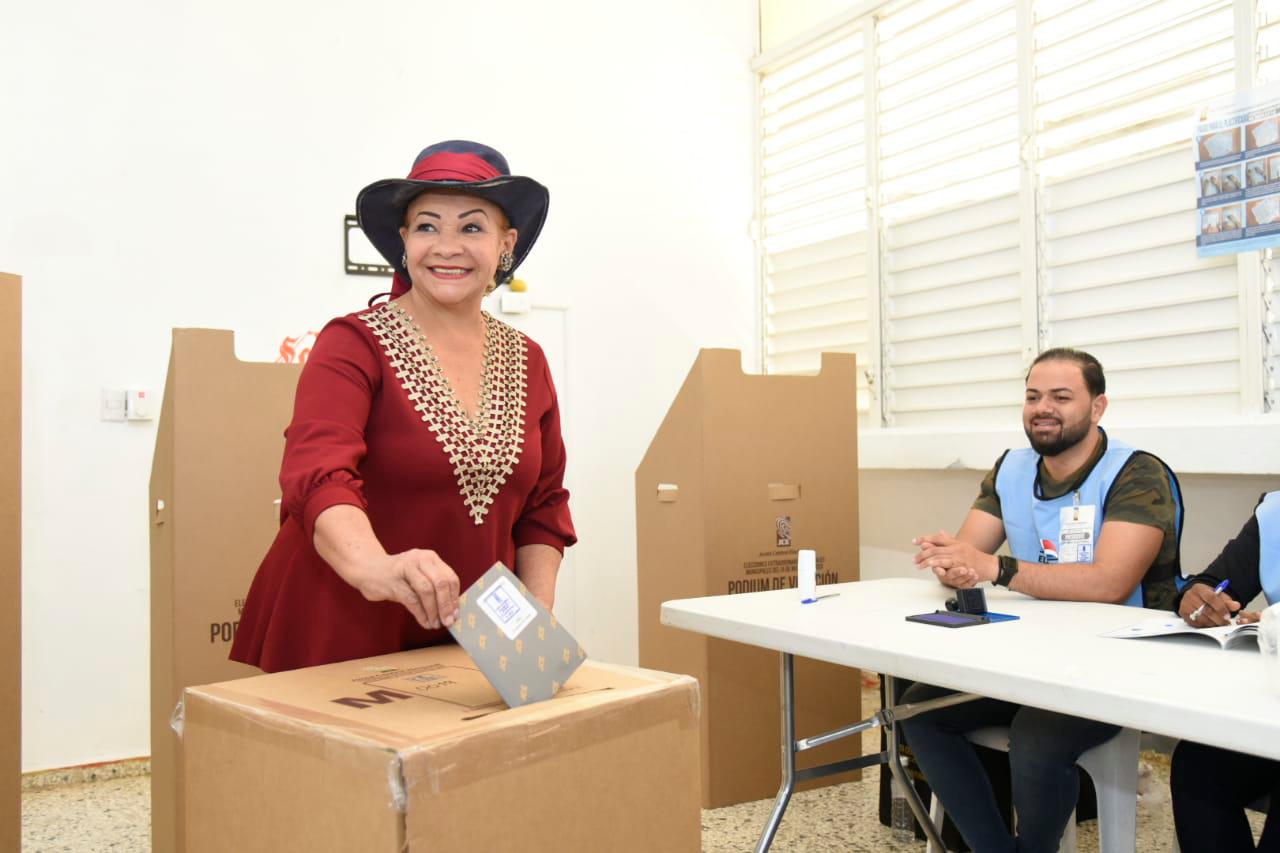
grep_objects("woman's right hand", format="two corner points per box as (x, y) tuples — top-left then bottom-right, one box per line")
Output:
(350, 549), (460, 630)
(312, 505), (460, 630)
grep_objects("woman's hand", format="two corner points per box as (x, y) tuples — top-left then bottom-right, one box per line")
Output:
(350, 549), (460, 630)
(312, 504), (459, 630)
(1177, 582), (1241, 627)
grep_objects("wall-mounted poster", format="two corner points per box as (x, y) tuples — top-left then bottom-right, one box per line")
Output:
(1197, 87), (1280, 256)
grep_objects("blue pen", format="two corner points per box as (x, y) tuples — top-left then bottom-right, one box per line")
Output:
(1189, 580), (1231, 623)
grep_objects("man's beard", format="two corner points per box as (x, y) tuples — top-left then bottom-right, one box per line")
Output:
(1024, 417), (1091, 457)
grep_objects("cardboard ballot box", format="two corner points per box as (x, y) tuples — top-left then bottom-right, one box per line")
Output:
(180, 645), (701, 853)
(150, 329), (302, 853)
(637, 349), (860, 808)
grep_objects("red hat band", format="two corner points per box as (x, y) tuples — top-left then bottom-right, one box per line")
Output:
(407, 151), (502, 183)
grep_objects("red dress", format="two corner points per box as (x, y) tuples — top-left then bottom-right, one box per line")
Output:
(230, 302), (576, 672)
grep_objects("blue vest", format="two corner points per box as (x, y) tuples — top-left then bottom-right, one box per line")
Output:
(994, 434), (1183, 608)
(1251, 491), (1280, 606)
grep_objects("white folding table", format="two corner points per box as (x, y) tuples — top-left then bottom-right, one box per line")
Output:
(661, 578), (1280, 852)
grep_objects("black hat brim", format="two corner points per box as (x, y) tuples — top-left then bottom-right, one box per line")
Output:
(356, 175), (549, 282)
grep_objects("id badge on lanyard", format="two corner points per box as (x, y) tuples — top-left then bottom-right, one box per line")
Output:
(1058, 492), (1097, 564)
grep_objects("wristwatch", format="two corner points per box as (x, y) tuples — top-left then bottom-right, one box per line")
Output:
(995, 555), (1019, 588)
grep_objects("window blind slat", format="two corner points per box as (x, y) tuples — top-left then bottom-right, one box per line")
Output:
(771, 280), (867, 313)
(891, 276), (1020, 317)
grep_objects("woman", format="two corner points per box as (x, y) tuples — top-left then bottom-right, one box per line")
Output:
(1170, 493), (1280, 852)
(231, 140), (575, 672)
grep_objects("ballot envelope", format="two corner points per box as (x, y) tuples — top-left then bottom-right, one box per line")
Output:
(447, 561), (586, 707)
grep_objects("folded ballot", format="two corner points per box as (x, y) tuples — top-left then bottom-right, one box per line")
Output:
(448, 561), (586, 707)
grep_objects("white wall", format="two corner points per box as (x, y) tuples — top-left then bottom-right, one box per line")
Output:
(2, 1), (758, 772)
(760, 0), (856, 50)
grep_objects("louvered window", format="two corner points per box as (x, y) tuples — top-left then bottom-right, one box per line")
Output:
(757, 0), (1279, 431)
(1036, 0), (1241, 419)
(878, 0), (1023, 427)
(1258, 0), (1280, 409)
(758, 25), (875, 420)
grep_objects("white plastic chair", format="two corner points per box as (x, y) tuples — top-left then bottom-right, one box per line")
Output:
(924, 725), (1140, 853)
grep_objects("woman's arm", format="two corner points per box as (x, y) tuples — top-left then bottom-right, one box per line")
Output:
(313, 504), (460, 629)
(1173, 507), (1264, 626)
(511, 350), (577, 581)
(515, 543), (561, 610)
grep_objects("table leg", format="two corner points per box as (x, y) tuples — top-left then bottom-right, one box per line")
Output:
(754, 652), (796, 853)
(884, 674), (948, 851)
(751, 659), (978, 851)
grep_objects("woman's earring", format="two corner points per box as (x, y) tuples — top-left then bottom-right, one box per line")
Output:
(499, 252), (514, 272)
(400, 253), (407, 268)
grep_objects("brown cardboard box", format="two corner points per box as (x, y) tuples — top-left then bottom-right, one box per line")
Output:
(149, 329), (301, 853)
(0, 273), (20, 849)
(181, 644), (701, 852)
(636, 349), (861, 808)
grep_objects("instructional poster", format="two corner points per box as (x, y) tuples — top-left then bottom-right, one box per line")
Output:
(1196, 88), (1280, 256)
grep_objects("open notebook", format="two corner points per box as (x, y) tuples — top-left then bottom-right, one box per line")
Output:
(447, 561), (587, 707)
(1102, 616), (1259, 651)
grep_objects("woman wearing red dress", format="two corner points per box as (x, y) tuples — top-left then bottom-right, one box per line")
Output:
(231, 140), (576, 672)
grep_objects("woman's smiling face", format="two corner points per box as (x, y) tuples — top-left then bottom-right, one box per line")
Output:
(399, 191), (517, 308)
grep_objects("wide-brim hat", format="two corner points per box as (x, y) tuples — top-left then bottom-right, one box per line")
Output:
(357, 140), (549, 297)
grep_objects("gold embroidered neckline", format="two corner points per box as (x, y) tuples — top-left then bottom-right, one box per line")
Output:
(360, 302), (528, 525)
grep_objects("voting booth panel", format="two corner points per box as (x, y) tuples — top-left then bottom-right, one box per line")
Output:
(0, 274), (19, 850)
(149, 329), (301, 853)
(181, 645), (702, 853)
(636, 349), (861, 807)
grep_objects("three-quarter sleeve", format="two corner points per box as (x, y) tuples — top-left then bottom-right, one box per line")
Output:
(278, 318), (380, 540)
(512, 354), (577, 553)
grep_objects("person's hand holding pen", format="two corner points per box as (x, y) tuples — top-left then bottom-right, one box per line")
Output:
(1179, 579), (1240, 627)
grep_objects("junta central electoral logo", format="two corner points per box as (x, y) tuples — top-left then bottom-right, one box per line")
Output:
(776, 516), (792, 547)
(1038, 538), (1059, 563)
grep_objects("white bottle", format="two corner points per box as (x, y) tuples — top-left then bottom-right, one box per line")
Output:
(798, 549), (817, 603)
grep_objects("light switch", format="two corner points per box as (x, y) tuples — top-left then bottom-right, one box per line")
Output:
(100, 389), (126, 422)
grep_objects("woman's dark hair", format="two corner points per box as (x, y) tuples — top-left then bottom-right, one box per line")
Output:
(1028, 348), (1105, 396)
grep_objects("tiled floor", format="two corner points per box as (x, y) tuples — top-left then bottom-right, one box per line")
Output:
(21, 686), (1264, 851)
(24, 775), (149, 852)
(21, 755), (1191, 852)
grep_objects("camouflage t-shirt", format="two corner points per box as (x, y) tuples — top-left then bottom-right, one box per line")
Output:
(971, 431), (1180, 610)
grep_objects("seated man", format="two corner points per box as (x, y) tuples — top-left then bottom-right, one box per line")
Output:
(1170, 496), (1279, 853)
(900, 347), (1183, 853)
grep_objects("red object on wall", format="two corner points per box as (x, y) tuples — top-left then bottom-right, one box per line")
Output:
(276, 332), (319, 364)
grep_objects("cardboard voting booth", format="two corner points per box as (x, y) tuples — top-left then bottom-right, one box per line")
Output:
(149, 329), (301, 853)
(0, 273), (20, 849)
(180, 645), (701, 853)
(637, 349), (861, 807)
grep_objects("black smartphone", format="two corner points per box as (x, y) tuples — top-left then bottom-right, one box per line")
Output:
(905, 610), (990, 628)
